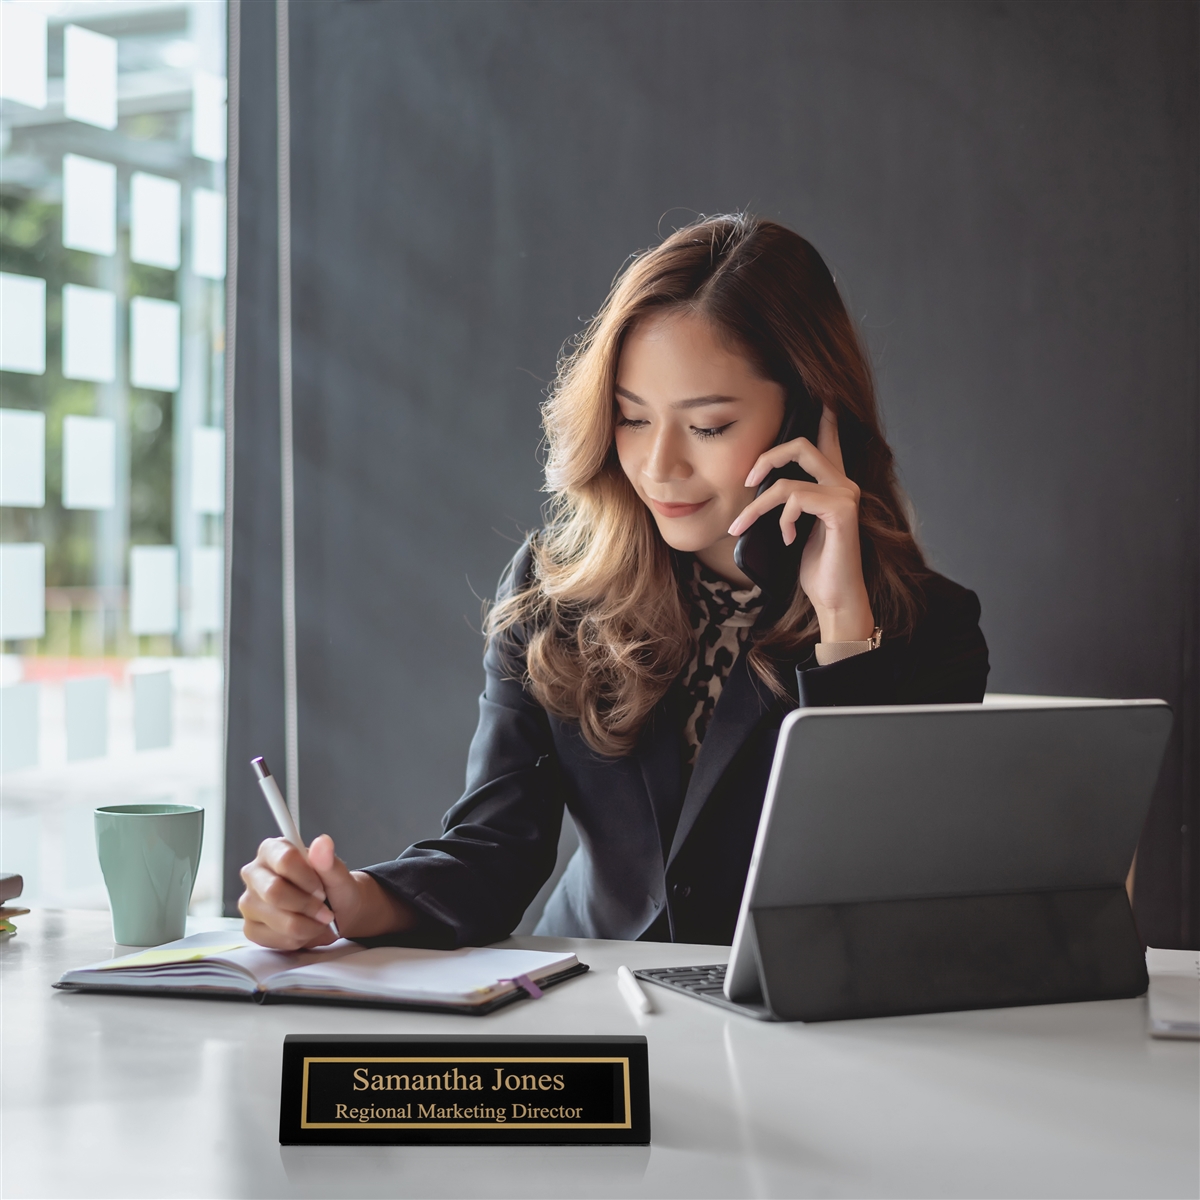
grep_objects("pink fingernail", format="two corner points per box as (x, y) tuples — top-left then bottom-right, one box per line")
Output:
(315, 907), (334, 924)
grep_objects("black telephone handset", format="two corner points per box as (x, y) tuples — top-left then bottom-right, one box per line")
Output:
(732, 384), (823, 596)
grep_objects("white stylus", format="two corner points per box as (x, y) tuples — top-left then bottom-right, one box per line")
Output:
(617, 964), (653, 1015)
(250, 756), (340, 939)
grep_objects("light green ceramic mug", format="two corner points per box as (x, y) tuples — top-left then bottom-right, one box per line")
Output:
(95, 803), (205, 946)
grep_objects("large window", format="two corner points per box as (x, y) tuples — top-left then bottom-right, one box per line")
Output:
(1, 0), (227, 914)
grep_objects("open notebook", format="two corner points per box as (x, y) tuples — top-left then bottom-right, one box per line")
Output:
(55, 931), (588, 1015)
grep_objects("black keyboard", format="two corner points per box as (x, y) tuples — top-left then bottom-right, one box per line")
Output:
(633, 964), (775, 1020)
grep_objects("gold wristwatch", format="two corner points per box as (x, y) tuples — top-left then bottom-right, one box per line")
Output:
(814, 626), (883, 667)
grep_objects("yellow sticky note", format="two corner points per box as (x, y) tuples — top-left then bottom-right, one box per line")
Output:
(97, 941), (249, 970)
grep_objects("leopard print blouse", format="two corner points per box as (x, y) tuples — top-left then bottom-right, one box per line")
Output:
(680, 557), (764, 781)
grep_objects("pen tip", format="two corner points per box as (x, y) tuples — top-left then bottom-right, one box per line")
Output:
(250, 756), (270, 780)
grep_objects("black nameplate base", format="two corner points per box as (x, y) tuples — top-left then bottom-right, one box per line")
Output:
(280, 1035), (650, 1145)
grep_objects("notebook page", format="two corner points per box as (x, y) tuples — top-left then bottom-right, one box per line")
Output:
(265, 945), (579, 1005)
(60, 931), (257, 991)
(213, 939), (363, 987)
(59, 932), (362, 992)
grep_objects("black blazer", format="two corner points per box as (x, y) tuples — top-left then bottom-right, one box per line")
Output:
(364, 541), (990, 947)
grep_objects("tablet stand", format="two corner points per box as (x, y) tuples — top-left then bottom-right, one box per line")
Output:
(747, 885), (1147, 1022)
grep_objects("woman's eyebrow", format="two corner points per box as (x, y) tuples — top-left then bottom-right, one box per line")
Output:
(615, 386), (740, 410)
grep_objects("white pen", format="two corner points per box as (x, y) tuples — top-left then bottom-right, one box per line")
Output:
(250, 757), (340, 939)
(617, 964), (653, 1015)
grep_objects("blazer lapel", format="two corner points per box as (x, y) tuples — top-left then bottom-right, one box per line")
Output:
(637, 681), (687, 862)
(665, 650), (777, 869)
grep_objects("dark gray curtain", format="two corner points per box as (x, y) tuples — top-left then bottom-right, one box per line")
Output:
(225, 0), (1199, 948)
(223, 0), (288, 895)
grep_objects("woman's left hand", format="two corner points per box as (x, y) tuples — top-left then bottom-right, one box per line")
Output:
(727, 404), (876, 643)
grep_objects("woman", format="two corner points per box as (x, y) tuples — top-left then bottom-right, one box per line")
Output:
(240, 214), (989, 951)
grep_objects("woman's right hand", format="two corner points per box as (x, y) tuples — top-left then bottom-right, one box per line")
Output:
(238, 833), (418, 950)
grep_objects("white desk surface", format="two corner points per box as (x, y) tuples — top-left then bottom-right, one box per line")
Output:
(3, 910), (1197, 1199)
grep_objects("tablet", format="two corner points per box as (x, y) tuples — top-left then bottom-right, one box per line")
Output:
(637, 699), (1172, 1022)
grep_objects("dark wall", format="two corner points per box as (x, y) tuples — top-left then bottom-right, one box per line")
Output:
(225, 0), (1199, 947)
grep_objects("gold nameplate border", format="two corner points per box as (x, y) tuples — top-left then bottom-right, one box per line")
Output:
(300, 1056), (633, 1130)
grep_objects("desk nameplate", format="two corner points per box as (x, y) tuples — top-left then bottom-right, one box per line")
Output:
(280, 1035), (650, 1144)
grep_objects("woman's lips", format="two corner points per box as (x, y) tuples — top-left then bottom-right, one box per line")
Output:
(648, 497), (710, 518)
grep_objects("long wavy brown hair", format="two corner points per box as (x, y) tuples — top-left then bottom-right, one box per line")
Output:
(488, 214), (929, 756)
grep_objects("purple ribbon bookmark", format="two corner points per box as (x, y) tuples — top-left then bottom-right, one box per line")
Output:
(503, 973), (543, 999)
